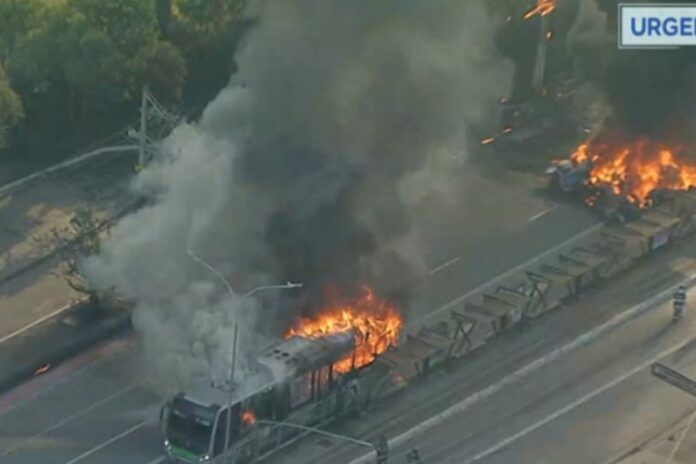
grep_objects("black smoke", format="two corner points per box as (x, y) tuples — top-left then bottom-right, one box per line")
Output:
(84, 0), (513, 389)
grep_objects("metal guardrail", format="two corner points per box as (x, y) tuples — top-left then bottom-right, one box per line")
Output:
(219, 394), (343, 464)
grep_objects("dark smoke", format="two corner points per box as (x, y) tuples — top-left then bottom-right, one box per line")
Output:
(84, 0), (513, 390)
(567, 0), (696, 138)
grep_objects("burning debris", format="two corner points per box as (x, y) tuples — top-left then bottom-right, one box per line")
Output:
(570, 137), (696, 207)
(286, 287), (403, 373)
(480, 126), (516, 146)
(524, 0), (555, 20)
(546, 0), (696, 217)
(241, 410), (257, 425)
(547, 131), (696, 222)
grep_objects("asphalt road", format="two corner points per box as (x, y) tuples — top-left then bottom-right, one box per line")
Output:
(387, 286), (696, 464)
(0, 150), (137, 340)
(0, 176), (598, 464)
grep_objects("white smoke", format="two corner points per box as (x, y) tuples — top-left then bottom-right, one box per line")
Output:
(84, 0), (514, 391)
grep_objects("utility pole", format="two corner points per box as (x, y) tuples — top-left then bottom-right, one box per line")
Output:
(133, 85), (179, 171)
(532, 15), (550, 95)
(138, 85), (148, 168)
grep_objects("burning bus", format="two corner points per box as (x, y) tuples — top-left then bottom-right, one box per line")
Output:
(159, 288), (403, 463)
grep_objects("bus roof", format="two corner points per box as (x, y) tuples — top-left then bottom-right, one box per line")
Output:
(181, 332), (355, 408)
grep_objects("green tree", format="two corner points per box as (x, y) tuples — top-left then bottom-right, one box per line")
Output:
(163, 0), (250, 110)
(6, 0), (186, 157)
(0, 0), (44, 69)
(0, 65), (22, 149)
(64, 0), (187, 100)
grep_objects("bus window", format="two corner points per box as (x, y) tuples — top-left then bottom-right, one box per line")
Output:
(212, 403), (241, 456)
(212, 409), (228, 456)
(275, 385), (291, 420)
(290, 372), (312, 409)
(251, 388), (275, 420)
(316, 366), (331, 398)
(166, 398), (218, 456)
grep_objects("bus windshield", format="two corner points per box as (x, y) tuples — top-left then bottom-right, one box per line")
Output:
(166, 397), (218, 456)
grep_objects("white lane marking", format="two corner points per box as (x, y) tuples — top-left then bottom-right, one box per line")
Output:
(461, 335), (696, 464)
(347, 273), (696, 464)
(429, 257), (461, 275)
(527, 205), (557, 222)
(414, 221), (603, 331)
(0, 300), (83, 345)
(64, 420), (147, 464)
(145, 456), (166, 464)
(0, 383), (140, 457)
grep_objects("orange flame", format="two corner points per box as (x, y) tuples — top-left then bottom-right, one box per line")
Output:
(34, 364), (50, 376)
(524, 0), (555, 20)
(286, 287), (403, 374)
(242, 410), (256, 425)
(570, 138), (696, 207)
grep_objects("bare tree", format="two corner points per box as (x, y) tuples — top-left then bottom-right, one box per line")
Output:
(54, 206), (112, 308)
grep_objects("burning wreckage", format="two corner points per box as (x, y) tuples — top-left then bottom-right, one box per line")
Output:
(546, 134), (696, 222)
(160, 288), (406, 463)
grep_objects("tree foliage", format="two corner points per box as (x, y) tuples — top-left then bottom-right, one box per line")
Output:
(0, 65), (22, 149)
(0, 0), (249, 158)
(168, 0), (246, 53)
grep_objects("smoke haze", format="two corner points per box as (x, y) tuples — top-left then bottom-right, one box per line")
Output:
(84, 0), (513, 391)
(567, 0), (696, 139)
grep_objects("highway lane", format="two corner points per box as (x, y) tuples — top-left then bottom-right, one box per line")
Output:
(390, 292), (696, 464)
(0, 176), (597, 464)
(0, 338), (161, 464)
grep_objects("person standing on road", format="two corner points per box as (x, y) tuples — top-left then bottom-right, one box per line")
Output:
(673, 284), (687, 322)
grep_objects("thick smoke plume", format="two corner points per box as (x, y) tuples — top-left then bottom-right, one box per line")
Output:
(84, 0), (513, 391)
(567, 0), (696, 139)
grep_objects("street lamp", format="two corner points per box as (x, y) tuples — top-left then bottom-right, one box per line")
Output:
(185, 249), (303, 463)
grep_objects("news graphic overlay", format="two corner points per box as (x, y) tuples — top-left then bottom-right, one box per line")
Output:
(619, 3), (696, 48)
